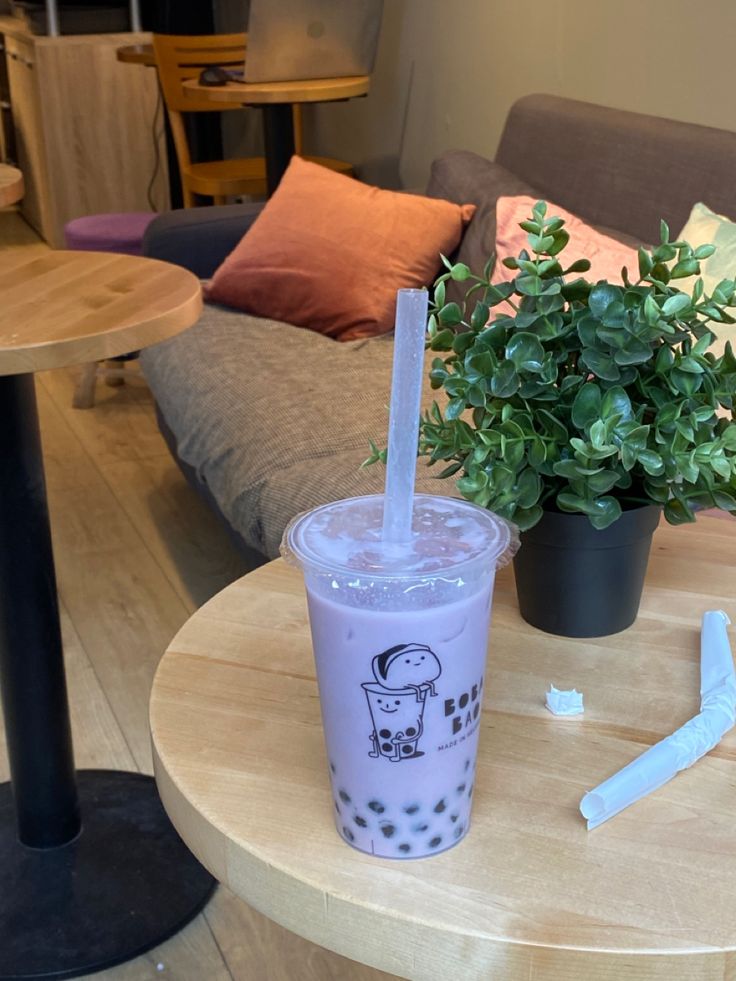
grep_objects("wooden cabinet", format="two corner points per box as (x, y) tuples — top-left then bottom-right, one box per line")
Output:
(1, 21), (168, 246)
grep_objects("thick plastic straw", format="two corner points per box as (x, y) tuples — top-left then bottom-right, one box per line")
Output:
(382, 289), (429, 543)
(580, 610), (735, 829)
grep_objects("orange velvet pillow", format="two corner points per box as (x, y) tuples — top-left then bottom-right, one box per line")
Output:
(206, 157), (475, 341)
(494, 195), (639, 286)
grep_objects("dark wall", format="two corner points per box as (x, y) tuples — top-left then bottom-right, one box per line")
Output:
(143, 0), (216, 34)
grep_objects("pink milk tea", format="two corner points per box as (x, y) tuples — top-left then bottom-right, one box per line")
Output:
(283, 494), (516, 859)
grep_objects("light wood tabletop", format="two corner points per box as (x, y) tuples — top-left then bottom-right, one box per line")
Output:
(182, 73), (370, 106)
(0, 164), (23, 208)
(150, 515), (736, 981)
(0, 250), (202, 375)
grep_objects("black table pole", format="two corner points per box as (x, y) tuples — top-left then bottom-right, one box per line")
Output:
(262, 103), (296, 196)
(0, 372), (215, 980)
(0, 373), (80, 848)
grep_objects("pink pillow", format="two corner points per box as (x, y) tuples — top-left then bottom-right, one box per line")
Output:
(206, 157), (476, 341)
(494, 195), (638, 286)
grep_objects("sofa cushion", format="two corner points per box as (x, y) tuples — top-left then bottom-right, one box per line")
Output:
(494, 195), (639, 287)
(140, 303), (455, 557)
(206, 156), (475, 341)
(425, 153), (540, 297)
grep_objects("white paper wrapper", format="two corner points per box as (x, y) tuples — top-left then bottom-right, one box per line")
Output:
(546, 685), (584, 716)
(580, 611), (735, 830)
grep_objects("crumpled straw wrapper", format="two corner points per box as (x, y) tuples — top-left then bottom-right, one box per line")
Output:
(580, 610), (735, 830)
(546, 685), (584, 716)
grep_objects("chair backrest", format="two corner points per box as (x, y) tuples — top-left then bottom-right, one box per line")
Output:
(152, 33), (247, 114)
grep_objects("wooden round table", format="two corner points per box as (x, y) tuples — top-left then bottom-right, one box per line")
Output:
(150, 516), (736, 981)
(0, 164), (23, 208)
(0, 251), (210, 980)
(183, 74), (369, 195)
(116, 42), (155, 67)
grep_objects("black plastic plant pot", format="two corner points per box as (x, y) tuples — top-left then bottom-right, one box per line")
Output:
(512, 505), (662, 638)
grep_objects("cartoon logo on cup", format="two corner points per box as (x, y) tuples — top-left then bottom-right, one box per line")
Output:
(361, 644), (441, 762)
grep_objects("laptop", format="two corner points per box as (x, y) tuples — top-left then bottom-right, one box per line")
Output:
(243, 0), (384, 84)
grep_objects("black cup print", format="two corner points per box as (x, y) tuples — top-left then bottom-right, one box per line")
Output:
(362, 643), (442, 762)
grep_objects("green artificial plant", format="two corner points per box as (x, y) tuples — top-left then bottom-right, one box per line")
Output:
(392, 202), (736, 531)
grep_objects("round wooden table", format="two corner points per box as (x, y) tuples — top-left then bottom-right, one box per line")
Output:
(183, 74), (369, 195)
(0, 251), (210, 981)
(116, 42), (155, 67)
(0, 164), (23, 208)
(150, 516), (736, 981)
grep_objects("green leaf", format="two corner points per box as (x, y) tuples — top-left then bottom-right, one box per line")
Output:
(661, 293), (691, 317)
(490, 360), (520, 398)
(506, 332), (545, 372)
(670, 258), (700, 279)
(588, 496), (622, 530)
(601, 386), (633, 423)
(589, 283), (621, 318)
(638, 247), (653, 279)
(572, 382), (602, 429)
(546, 229), (570, 256)
(660, 219), (670, 245)
(537, 409), (569, 443)
(438, 302), (463, 327)
(579, 349), (621, 381)
(664, 498), (696, 524)
(515, 274), (543, 296)
(450, 263), (472, 281)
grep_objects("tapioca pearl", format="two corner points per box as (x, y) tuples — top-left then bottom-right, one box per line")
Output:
(398, 843), (411, 854)
(381, 742), (393, 752)
(354, 815), (367, 828)
(456, 783), (466, 795)
(464, 759), (470, 772)
(429, 836), (442, 849)
(405, 726), (417, 737)
(380, 823), (396, 839)
(453, 823), (465, 840)
(468, 784), (474, 798)
(401, 745), (413, 755)
(403, 803), (420, 815)
(334, 800), (340, 814)
(450, 813), (459, 823)
(368, 800), (385, 814)
(342, 826), (355, 842)
(434, 799), (447, 814)
(379, 728), (392, 739)
(338, 789), (351, 804)
(412, 822), (429, 834)
(329, 761), (336, 774)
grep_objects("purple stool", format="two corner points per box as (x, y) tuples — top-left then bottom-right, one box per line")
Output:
(64, 211), (156, 257)
(64, 213), (157, 407)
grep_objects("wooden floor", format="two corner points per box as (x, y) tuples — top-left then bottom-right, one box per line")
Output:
(0, 210), (397, 981)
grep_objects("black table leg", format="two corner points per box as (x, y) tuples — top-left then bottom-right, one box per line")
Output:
(262, 103), (296, 196)
(0, 374), (215, 980)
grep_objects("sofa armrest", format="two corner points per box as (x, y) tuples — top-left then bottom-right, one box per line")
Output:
(142, 202), (264, 278)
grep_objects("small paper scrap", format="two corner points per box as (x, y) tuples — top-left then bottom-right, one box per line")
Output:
(546, 685), (584, 716)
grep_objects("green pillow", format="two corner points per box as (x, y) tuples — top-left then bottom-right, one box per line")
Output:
(677, 202), (736, 358)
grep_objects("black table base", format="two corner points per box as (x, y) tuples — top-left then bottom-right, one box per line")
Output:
(0, 374), (215, 978)
(262, 103), (296, 196)
(0, 771), (215, 980)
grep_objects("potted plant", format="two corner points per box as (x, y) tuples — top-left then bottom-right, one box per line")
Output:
(417, 202), (736, 637)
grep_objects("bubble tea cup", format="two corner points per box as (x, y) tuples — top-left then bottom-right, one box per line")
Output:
(282, 493), (517, 859)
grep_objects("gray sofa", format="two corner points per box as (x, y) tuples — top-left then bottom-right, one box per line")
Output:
(140, 93), (736, 561)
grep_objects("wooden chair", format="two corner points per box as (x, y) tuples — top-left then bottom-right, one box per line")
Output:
(152, 33), (353, 207)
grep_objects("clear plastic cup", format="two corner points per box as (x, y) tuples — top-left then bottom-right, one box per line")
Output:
(282, 493), (517, 859)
